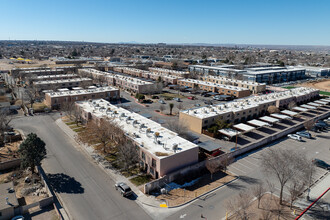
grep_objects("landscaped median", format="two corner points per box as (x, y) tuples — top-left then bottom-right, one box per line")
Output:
(155, 171), (236, 207)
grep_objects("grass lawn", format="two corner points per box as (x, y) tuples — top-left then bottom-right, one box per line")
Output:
(161, 93), (185, 99)
(130, 174), (153, 186)
(282, 86), (296, 89)
(105, 154), (117, 163)
(32, 102), (47, 111)
(65, 121), (77, 125)
(320, 91), (330, 96)
(73, 127), (85, 132)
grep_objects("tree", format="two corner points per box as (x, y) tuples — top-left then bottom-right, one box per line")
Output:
(117, 140), (139, 171)
(251, 183), (265, 208)
(288, 101), (296, 110)
(61, 101), (75, 120)
(260, 149), (312, 205)
(216, 119), (231, 130)
(205, 159), (219, 180)
(304, 119), (315, 131)
(267, 105), (280, 114)
(287, 178), (305, 209)
(159, 104), (166, 113)
(0, 110), (12, 146)
(169, 103), (174, 115)
(218, 154), (234, 172)
(25, 85), (39, 108)
(225, 191), (253, 220)
(177, 103), (183, 111)
(18, 133), (46, 174)
(166, 120), (196, 142)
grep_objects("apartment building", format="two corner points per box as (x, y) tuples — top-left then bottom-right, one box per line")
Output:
(201, 75), (266, 94)
(44, 86), (119, 109)
(243, 66), (306, 84)
(113, 67), (148, 78)
(78, 69), (163, 94)
(76, 99), (199, 178)
(27, 74), (79, 84)
(179, 87), (319, 133)
(149, 67), (190, 78)
(178, 79), (251, 98)
(34, 78), (93, 91)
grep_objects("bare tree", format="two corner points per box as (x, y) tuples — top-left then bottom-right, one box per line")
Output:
(267, 105), (280, 114)
(287, 178), (304, 209)
(260, 149), (311, 205)
(0, 110), (12, 146)
(218, 154), (234, 172)
(266, 179), (275, 200)
(177, 103), (183, 111)
(159, 104), (165, 113)
(304, 119), (315, 132)
(169, 103), (174, 115)
(251, 183), (266, 208)
(205, 159), (219, 180)
(166, 120), (196, 142)
(61, 101), (75, 120)
(117, 140), (139, 171)
(225, 191), (253, 220)
(25, 85), (39, 108)
(260, 197), (273, 220)
(288, 101), (297, 110)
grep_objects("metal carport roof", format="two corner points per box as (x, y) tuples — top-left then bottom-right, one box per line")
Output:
(218, 128), (240, 138)
(247, 119), (271, 127)
(270, 113), (292, 120)
(292, 106), (308, 112)
(259, 116), (280, 123)
(233, 123), (255, 132)
(300, 104), (316, 110)
(314, 100), (327, 105)
(281, 110), (298, 117)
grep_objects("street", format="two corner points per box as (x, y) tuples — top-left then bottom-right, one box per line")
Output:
(11, 114), (151, 220)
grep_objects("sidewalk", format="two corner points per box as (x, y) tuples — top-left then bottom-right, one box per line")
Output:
(55, 119), (175, 218)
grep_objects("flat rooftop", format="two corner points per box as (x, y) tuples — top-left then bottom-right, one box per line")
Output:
(149, 67), (189, 75)
(204, 75), (266, 86)
(77, 99), (198, 158)
(245, 67), (305, 75)
(189, 65), (246, 73)
(31, 74), (77, 79)
(181, 87), (318, 119)
(34, 77), (91, 85)
(178, 79), (249, 91)
(46, 86), (118, 97)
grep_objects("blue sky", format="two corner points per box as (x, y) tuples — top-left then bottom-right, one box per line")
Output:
(1, 0), (330, 45)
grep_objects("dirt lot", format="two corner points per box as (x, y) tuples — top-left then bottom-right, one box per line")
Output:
(295, 79), (330, 92)
(156, 171), (236, 207)
(0, 140), (21, 162)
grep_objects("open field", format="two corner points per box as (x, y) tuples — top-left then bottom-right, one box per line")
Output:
(295, 79), (330, 93)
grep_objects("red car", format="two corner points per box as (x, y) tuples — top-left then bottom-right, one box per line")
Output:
(187, 96), (195, 100)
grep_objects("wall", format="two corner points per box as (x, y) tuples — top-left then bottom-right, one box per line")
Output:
(0, 159), (21, 171)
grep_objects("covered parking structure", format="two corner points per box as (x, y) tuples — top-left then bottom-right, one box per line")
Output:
(300, 104), (317, 110)
(218, 128), (241, 141)
(281, 110), (298, 117)
(307, 102), (322, 107)
(247, 119), (271, 128)
(233, 123), (256, 133)
(259, 116), (280, 125)
(270, 113), (292, 120)
(314, 100), (328, 105)
(319, 98), (330, 103)
(292, 106), (309, 112)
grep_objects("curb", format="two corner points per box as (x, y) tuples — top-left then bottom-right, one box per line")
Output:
(167, 175), (239, 209)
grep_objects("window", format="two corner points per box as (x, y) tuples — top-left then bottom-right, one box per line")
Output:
(152, 159), (156, 168)
(141, 152), (145, 160)
(150, 167), (154, 175)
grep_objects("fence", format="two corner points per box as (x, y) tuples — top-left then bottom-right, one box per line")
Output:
(0, 159), (21, 171)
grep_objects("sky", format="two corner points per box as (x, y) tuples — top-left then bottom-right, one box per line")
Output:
(1, 0), (330, 45)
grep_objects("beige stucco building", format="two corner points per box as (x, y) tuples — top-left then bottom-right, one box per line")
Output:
(179, 87), (319, 133)
(76, 99), (199, 178)
(34, 78), (93, 91)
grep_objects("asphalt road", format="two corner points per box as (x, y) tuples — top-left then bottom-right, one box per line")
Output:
(11, 114), (151, 220)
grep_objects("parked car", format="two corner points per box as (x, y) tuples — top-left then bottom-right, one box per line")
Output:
(194, 103), (201, 107)
(315, 123), (327, 130)
(204, 100), (213, 105)
(187, 96), (195, 100)
(173, 98), (181, 102)
(158, 100), (166, 104)
(296, 131), (312, 139)
(11, 216), (24, 220)
(115, 182), (133, 197)
(287, 134), (302, 141)
(142, 99), (153, 104)
(312, 159), (330, 170)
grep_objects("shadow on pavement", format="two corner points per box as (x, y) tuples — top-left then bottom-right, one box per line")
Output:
(239, 175), (260, 185)
(226, 182), (245, 190)
(47, 173), (84, 194)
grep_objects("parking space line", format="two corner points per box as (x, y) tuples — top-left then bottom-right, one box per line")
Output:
(234, 161), (253, 171)
(228, 165), (247, 174)
(240, 158), (260, 167)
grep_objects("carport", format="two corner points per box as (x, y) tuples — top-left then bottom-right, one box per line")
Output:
(259, 116), (280, 124)
(292, 106), (308, 112)
(218, 128), (241, 140)
(233, 123), (256, 133)
(207, 92), (219, 96)
(320, 98), (330, 103)
(307, 102), (322, 107)
(270, 113), (292, 120)
(281, 110), (298, 117)
(314, 100), (328, 105)
(247, 119), (271, 128)
(300, 104), (316, 110)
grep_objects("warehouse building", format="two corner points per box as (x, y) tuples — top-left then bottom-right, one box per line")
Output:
(76, 99), (199, 178)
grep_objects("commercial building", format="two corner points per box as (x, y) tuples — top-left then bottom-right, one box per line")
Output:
(177, 79), (251, 98)
(34, 78), (93, 91)
(148, 67), (190, 78)
(201, 75), (266, 94)
(179, 87), (319, 133)
(188, 65), (246, 78)
(44, 86), (119, 109)
(243, 66), (306, 84)
(76, 99), (199, 178)
(299, 66), (330, 78)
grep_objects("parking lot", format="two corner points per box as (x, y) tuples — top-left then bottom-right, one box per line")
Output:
(227, 129), (330, 196)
